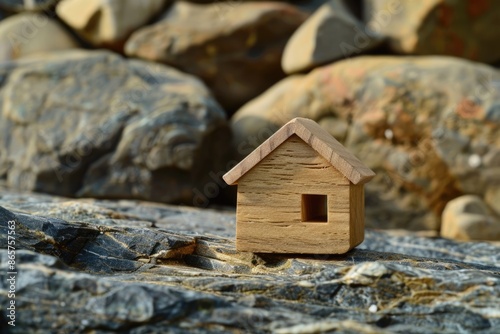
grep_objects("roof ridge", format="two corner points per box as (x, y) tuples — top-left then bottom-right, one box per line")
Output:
(223, 117), (375, 185)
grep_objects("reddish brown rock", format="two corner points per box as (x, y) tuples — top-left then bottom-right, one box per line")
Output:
(364, 0), (500, 63)
(125, 1), (308, 111)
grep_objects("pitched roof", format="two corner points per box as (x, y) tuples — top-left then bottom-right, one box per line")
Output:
(223, 117), (375, 185)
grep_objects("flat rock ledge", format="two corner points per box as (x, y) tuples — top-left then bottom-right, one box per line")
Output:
(0, 189), (499, 333)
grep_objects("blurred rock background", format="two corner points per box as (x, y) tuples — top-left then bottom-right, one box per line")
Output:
(0, 0), (499, 242)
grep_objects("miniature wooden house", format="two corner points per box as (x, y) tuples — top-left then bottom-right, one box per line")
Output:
(223, 117), (375, 254)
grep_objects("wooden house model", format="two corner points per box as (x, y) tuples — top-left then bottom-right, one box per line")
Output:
(223, 117), (375, 254)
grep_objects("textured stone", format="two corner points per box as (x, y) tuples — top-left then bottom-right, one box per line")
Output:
(485, 186), (500, 216)
(0, 50), (229, 204)
(364, 0), (500, 63)
(125, 1), (308, 111)
(282, 0), (382, 74)
(56, 0), (168, 48)
(0, 190), (499, 333)
(231, 56), (500, 231)
(441, 195), (500, 241)
(0, 13), (79, 61)
(0, 0), (57, 12)
(293, 0), (332, 14)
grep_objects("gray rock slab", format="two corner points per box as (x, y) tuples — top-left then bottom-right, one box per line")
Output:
(0, 190), (499, 333)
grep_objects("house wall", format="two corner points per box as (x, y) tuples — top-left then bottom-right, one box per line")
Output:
(236, 135), (355, 254)
(349, 184), (365, 248)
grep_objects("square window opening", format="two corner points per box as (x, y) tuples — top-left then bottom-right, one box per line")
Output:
(301, 194), (328, 222)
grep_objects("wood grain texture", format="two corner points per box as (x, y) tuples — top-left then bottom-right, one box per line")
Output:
(349, 184), (365, 247)
(223, 117), (375, 185)
(236, 135), (355, 254)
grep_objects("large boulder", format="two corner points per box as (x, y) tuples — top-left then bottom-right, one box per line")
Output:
(0, 0), (57, 12)
(441, 195), (500, 241)
(485, 186), (500, 216)
(282, 0), (382, 74)
(0, 50), (229, 204)
(0, 191), (499, 332)
(0, 12), (79, 61)
(230, 56), (500, 231)
(56, 0), (168, 49)
(364, 0), (500, 63)
(125, 1), (308, 111)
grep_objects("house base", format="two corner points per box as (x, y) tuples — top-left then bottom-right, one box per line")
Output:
(236, 222), (363, 254)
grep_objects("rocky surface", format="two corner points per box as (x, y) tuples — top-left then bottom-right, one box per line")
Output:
(0, 50), (229, 204)
(363, 0), (500, 63)
(56, 0), (168, 49)
(0, 12), (79, 61)
(231, 55), (500, 232)
(125, 1), (308, 111)
(0, 189), (499, 333)
(282, 0), (382, 74)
